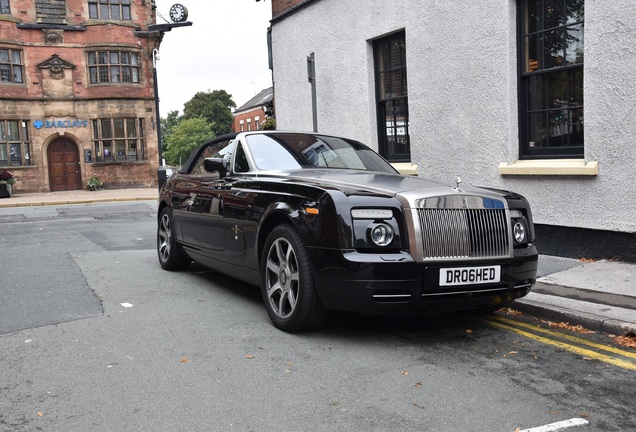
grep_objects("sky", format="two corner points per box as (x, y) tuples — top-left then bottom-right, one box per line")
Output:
(153, 0), (273, 116)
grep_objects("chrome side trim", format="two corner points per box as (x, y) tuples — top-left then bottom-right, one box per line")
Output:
(373, 294), (412, 299)
(421, 287), (507, 297)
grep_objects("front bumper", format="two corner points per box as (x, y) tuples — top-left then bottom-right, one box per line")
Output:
(309, 246), (538, 315)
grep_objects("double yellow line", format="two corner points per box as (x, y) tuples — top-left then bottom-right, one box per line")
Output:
(482, 315), (636, 371)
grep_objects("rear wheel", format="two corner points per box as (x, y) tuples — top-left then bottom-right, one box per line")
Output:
(261, 225), (329, 332)
(157, 207), (190, 271)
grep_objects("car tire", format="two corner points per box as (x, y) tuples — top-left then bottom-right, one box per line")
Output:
(157, 207), (190, 271)
(261, 224), (329, 332)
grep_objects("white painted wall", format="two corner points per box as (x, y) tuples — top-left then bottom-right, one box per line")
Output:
(271, 0), (636, 233)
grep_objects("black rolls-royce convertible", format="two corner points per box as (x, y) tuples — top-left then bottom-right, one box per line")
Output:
(157, 131), (538, 332)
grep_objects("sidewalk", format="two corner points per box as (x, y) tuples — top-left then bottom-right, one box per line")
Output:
(516, 255), (636, 335)
(0, 187), (157, 207)
(1, 187), (635, 336)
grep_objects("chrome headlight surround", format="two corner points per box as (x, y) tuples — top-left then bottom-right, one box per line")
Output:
(351, 208), (400, 250)
(368, 223), (394, 247)
(509, 210), (529, 245)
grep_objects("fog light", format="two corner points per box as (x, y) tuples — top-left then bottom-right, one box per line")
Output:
(513, 221), (526, 243)
(369, 223), (394, 247)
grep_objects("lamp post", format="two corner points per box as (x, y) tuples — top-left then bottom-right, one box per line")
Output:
(145, 4), (192, 190)
(153, 48), (163, 167)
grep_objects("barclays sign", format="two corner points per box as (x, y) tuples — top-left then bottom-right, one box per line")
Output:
(34, 119), (89, 129)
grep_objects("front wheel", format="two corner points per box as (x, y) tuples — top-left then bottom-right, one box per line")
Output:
(157, 207), (190, 271)
(261, 225), (329, 332)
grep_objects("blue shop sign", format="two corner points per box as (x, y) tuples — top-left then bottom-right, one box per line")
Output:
(34, 119), (89, 129)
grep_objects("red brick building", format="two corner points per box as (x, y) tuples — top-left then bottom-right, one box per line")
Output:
(0, 0), (164, 193)
(271, 0), (311, 18)
(233, 86), (273, 132)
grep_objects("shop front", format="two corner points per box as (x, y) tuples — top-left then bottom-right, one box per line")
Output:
(1, 100), (159, 194)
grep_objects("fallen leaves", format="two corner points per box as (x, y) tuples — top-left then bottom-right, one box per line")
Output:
(608, 333), (636, 349)
(579, 257), (597, 263)
(544, 321), (595, 334)
(179, 358), (191, 363)
(500, 308), (523, 316)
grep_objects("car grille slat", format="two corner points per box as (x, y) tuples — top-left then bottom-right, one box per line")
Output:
(417, 208), (509, 260)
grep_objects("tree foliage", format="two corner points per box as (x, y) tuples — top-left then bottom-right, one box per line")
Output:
(160, 110), (182, 152)
(182, 89), (236, 136)
(163, 117), (214, 167)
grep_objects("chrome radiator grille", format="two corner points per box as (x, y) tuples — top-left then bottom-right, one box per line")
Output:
(417, 208), (510, 260)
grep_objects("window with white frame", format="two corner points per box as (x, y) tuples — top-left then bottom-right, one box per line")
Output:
(518, 0), (584, 159)
(87, 50), (140, 84)
(0, 48), (24, 83)
(92, 118), (145, 163)
(0, 120), (31, 166)
(88, 0), (131, 20)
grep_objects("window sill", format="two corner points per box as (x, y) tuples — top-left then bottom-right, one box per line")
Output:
(498, 159), (598, 176)
(91, 160), (149, 166)
(392, 162), (419, 176)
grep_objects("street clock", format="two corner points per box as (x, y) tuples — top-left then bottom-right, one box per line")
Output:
(169, 4), (188, 22)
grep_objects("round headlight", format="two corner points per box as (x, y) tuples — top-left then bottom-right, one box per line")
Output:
(369, 223), (394, 247)
(513, 221), (526, 243)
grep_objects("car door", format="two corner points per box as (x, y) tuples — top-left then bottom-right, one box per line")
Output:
(177, 138), (236, 252)
(219, 141), (253, 263)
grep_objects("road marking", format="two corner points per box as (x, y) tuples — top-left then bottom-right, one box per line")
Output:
(482, 318), (636, 371)
(519, 417), (589, 432)
(491, 315), (636, 359)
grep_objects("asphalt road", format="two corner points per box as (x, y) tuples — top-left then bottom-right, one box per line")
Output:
(0, 202), (634, 432)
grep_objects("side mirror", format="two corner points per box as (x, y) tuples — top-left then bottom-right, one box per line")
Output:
(204, 157), (228, 177)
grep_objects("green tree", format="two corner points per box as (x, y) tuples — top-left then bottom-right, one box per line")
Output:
(163, 117), (214, 167)
(182, 89), (236, 136)
(160, 110), (182, 153)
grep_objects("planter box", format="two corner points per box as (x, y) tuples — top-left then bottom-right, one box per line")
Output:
(0, 183), (13, 198)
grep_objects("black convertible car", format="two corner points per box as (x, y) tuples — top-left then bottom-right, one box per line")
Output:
(157, 131), (538, 331)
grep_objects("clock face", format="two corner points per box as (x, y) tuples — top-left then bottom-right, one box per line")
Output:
(169, 4), (188, 23)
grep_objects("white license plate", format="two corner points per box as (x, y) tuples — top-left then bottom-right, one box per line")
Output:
(439, 265), (501, 286)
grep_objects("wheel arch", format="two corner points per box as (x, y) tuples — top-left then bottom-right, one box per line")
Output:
(157, 200), (170, 224)
(257, 208), (301, 270)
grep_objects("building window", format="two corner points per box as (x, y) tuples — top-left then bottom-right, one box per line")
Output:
(87, 51), (140, 84)
(247, 118), (252, 131)
(0, 49), (24, 83)
(374, 31), (409, 162)
(92, 118), (145, 162)
(518, 0), (584, 159)
(1, 0), (10, 14)
(0, 120), (31, 166)
(255, 116), (260, 130)
(88, 0), (131, 20)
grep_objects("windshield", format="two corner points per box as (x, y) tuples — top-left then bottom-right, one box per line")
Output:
(245, 133), (397, 174)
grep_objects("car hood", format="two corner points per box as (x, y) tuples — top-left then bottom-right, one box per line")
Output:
(270, 169), (506, 207)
